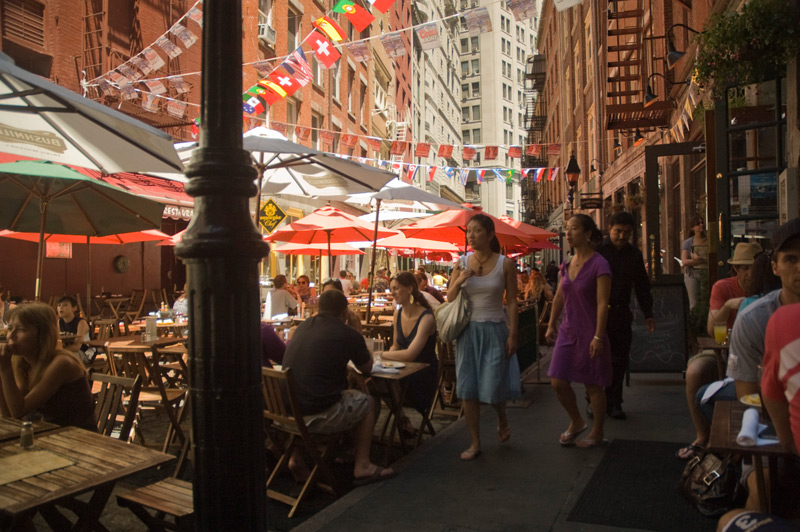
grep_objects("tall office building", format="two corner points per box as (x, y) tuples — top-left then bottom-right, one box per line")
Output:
(458, 0), (538, 218)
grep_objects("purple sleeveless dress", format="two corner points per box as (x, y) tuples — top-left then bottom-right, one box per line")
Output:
(547, 253), (613, 387)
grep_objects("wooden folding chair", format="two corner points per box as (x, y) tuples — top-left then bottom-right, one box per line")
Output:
(116, 435), (194, 531)
(90, 373), (142, 441)
(429, 339), (463, 420)
(123, 289), (147, 325)
(262, 367), (348, 518)
(108, 343), (188, 452)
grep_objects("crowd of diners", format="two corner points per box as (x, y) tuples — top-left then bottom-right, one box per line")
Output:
(1, 215), (798, 530)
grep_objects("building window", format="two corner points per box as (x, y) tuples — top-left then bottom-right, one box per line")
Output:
(461, 60), (469, 75)
(347, 67), (355, 113)
(462, 83), (469, 96)
(471, 82), (480, 96)
(462, 107), (470, 121)
(2, 0), (45, 48)
(287, 9), (300, 51)
(471, 59), (479, 74)
(472, 129), (481, 144)
(312, 56), (323, 86)
(472, 105), (481, 120)
(311, 113), (322, 149)
(470, 36), (479, 52)
(359, 81), (368, 123)
(332, 64), (341, 101)
(463, 130), (471, 144)
(286, 98), (298, 140)
(460, 38), (469, 53)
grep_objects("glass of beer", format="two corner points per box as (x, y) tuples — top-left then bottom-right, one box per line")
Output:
(713, 323), (728, 345)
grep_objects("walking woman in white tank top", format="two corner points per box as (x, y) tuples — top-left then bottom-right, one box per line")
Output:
(447, 214), (519, 461)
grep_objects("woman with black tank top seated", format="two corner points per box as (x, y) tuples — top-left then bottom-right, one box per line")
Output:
(0, 302), (96, 431)
(382, 271), (439, 438)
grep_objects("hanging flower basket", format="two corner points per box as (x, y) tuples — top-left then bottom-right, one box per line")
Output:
(694, 0), (800, 98)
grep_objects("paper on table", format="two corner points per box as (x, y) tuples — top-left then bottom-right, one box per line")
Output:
(372, 363), (399, 374)
(736, 407), (775, 447)
(0, 450), (74, 485)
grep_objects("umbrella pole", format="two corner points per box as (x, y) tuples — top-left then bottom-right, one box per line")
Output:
(365, 198), (382, 324)
(34, 202), (49, 301)
(327, 230), (333, 279)
(86, 237), (92, 318)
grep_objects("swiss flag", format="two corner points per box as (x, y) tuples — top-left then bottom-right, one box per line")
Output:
(484, 146), (498, 160)
(268, 70), (301, 97)
(309, 31), (341, 69)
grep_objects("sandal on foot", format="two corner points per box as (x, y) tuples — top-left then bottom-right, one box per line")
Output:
(576, 438), (608, 449)
(559, 425), (588, 447)
(353, 467), (397, 487)
(498, 424), (511, 443)
(460, 448), (482, 461)
(675, 444), (704, 460)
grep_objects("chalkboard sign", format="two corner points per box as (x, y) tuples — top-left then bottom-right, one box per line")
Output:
(629, 280), (689, 373)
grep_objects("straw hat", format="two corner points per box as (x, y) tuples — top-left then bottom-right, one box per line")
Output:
(727, 242), (763, 265)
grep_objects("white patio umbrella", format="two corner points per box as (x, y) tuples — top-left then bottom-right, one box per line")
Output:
(0, 53), (182, 174)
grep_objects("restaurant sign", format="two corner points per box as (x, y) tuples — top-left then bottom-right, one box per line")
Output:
(163, 204), (194, 221)
(260, 199), (286, 233)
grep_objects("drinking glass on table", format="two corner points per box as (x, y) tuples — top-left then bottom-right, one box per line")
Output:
(713, 322), (728, 345)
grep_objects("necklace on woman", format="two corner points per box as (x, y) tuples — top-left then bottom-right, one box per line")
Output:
(474, 252), (492, 275)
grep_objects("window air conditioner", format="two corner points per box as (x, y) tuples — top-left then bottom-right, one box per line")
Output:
(258, 23), (276, 45)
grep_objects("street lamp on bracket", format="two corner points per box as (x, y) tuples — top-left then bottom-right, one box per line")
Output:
(565, 152), (581, 207)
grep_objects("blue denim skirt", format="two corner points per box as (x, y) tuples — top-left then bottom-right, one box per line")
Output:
(456, 321), (521, 404)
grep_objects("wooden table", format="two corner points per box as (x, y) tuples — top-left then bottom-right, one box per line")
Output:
(369, 362), (430, 462)
(708, 400), (791, 512)
(0, 418), (58, 444)
(697, 337), (729, 379)
(93, 296), (130, 320)
(0, 426), (173, 531)
(128, 319), (189, 338)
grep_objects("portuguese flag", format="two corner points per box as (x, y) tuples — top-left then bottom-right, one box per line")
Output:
(333, 0), (374, 32)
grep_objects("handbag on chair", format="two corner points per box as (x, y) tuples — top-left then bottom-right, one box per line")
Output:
(677, 450), (745, 517)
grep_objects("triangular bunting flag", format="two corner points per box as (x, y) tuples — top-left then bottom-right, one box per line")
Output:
(368, 0), (395, 13)
(309, 31), (341, 68)
(459, 168), (470, 186)
(405, 164), (418, 183)
(477, 169), (485, 184)
(333, 0), (375, 32)
(428, 166), (438, 182)
(313, 16), (346, 42)
(282, 48), (313, 86)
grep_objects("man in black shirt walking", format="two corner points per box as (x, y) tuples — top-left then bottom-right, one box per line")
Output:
(596, 211), (655, 419)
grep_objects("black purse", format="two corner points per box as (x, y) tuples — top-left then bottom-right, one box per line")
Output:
(677, 450), (746, 517)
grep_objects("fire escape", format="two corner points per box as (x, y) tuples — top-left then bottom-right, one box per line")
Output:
(604, 0), (671, 130)
(522, 54), (549, 226)
(82, 0), (107, 96)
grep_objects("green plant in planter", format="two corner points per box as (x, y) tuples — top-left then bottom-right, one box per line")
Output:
(694, 0), (800, 98)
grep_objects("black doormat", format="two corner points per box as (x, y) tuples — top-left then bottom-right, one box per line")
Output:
(567, 439), (717, 532)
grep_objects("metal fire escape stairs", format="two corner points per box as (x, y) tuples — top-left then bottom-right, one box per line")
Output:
(605, 0), (672, 130)
(82, 0), (107, 99)
(522, 55), (548, 226)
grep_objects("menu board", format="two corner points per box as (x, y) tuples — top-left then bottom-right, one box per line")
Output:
(629, 280), (688, 373)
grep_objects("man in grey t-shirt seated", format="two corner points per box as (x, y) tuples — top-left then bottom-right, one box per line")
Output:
(282, 290), (396, 486)
(697, 218), (800, 420)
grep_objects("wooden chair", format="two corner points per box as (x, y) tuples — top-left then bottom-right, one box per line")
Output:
(429, 339), (463, 420)
(108, 343), (188, 452)
(262, 367), (348, 518)
(150, 288), (170, 309)
(116, 436), (194, 531)
(93, 318), (123, 340)
(123, 289), (147, 324)
(90, 373), (142, 441)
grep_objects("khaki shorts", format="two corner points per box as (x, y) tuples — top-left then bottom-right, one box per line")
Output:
(303, 389), (371, 435)
(688, 349), (726, 374)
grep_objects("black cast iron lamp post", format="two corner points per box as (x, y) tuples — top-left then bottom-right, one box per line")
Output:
(566, 152), (580, 206)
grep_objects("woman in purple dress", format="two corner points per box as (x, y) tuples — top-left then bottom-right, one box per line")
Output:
(545, 214), (611, 448)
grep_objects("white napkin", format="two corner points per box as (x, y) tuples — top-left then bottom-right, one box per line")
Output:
(701, 378), (734, 404)
(736, 407), (773, 446)
(372, 363), (399, 374)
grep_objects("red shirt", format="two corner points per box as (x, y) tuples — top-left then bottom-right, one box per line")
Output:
(761, 303), (800, 453)
(709, 276), (745, 330)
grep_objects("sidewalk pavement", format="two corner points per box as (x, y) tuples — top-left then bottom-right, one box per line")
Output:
(293, 372), (697, 532)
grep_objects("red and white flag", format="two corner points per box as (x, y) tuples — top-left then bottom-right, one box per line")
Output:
(309, 31), (341, 69)
(319, 130), (335, 145)
(341, 133), (357, 147)
(526, 144), (541, 156)
(509, 146), (522, 158)
(437, 144), (453, 158)
(405, 164), (418, 183)
(368, 137), (383, 152)
(295, 126), (311, 141)
(484, 146), (498, 160)
(463, 146), (476, 160)
(390, 140), (407, 155)
(428, 166), (438, 182)
(268, 70), (301, 97)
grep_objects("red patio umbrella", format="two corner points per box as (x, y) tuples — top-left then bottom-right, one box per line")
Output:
(271, 242), (364, 256)
(375, 233), (460, 253)
(263, 206), (397, 278)
(0, 228), (170, 310)
(397, 204), (533, 249)
(497, 216), (558, 241)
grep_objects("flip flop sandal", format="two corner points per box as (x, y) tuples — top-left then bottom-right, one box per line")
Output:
(498, 425), (511, 443)
(576, 438), (609, 449)
(353, 467), (397, 487)
(559, 425), (588, 446)
(459, 448), (482, 461)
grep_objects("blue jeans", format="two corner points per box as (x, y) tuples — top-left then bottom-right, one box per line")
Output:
(696, 380), (738, 421)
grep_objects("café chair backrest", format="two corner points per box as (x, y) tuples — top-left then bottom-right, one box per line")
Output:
(261, 367), (347, 518)
(123, 289), (147, 323)
(93, 318), (122, 340)
(91, 373), (142, 441)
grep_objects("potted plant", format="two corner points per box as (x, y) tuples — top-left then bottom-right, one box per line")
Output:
(694, 0), (800, 98)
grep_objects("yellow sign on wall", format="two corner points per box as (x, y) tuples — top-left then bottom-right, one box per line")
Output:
(259, 199), (286, 233)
